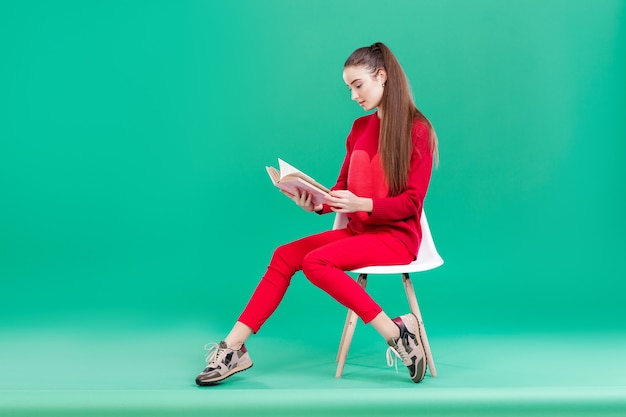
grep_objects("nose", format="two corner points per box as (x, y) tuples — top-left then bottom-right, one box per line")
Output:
(351, 89), (359, 101)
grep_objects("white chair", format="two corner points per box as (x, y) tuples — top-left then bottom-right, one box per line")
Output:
(333, 210), (443, 378)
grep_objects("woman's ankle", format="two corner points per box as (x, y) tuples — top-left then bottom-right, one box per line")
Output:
(224, 321), (253, 350)
(370, 312), (401, 341)
(225, 341), (243, 350)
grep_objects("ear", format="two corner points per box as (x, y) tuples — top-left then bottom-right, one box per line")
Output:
(377, 68), (387, 84)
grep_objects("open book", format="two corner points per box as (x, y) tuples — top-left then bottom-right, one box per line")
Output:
(266, 158), (331, 206)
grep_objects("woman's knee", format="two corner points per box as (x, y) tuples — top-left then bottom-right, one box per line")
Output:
(301, 252), (332, 284)
(269, 243), (301, 276)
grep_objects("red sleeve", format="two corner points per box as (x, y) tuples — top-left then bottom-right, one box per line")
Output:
(368, 121), (433, 222)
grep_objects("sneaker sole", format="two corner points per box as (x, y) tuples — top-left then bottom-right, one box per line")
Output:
(412, 349), (426, 383)
(195, 362), (253, 386)
(412, 317), (427, 383)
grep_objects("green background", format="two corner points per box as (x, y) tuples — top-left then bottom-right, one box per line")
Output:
(1, 0), (625, 415)
(2, 0), (624, 332)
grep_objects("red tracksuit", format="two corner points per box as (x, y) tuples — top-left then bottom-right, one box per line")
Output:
(239, 113), (434, 332)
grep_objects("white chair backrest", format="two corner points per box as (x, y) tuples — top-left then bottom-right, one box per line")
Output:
(415, 211), (444, 270)
(332, 212), (349, 230)
(333, 211), (443, 272)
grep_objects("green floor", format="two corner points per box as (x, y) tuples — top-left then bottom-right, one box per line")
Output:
(1, 320), (625, 417)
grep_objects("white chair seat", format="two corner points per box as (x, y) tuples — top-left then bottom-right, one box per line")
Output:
(351, 257), (443, 274)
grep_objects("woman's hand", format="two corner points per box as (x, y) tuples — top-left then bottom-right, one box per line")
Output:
(281, 189), (323, 212)
(325, 190), (373, 213)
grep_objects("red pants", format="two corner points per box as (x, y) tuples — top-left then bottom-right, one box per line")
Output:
(238, 228), (414, 333)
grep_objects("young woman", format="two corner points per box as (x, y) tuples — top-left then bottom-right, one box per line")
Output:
(196, 42), (438, 385)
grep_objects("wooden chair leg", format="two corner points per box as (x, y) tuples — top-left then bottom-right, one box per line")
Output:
(335, 274), (367, 378)
(402, 273), (437, 377)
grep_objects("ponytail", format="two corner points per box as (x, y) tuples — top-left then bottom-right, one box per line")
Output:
(345, 42), (438, 196)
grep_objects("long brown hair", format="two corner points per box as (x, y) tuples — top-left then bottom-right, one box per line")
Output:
(344, 42), (438, 196)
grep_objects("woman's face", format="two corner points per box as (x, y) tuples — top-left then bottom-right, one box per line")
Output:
(343, 65), (386, 112)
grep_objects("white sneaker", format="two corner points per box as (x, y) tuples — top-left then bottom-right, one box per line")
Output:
(195, 341), (253, 386)
(386, 314), (426, 383)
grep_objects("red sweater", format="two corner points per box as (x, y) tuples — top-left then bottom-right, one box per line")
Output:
(323, 112), (433, 257)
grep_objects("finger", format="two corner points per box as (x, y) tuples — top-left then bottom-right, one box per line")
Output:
(328, 197), (345, 206)
(324, 195), (344, 206)
(325, 196), (343, 205)
(298, 190), (309, 205)
(329, 197), (342, 206)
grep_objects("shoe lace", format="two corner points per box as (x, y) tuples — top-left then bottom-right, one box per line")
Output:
(203, 342), (226, 366)
(386, 346), (404, 374)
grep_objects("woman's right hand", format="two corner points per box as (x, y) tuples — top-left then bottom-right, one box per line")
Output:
(281, 188), (323, 212)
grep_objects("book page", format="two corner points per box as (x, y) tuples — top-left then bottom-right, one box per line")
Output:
(277, 158), (300, 178)
(265, 166), (280, 185)
(278, 159), (330, 193)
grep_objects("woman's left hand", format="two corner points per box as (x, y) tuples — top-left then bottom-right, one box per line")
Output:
(325, 190), (373, 213)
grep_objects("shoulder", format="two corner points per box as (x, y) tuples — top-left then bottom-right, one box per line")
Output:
(411, 118), (429, 139)
(411, 118), (432, 153)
